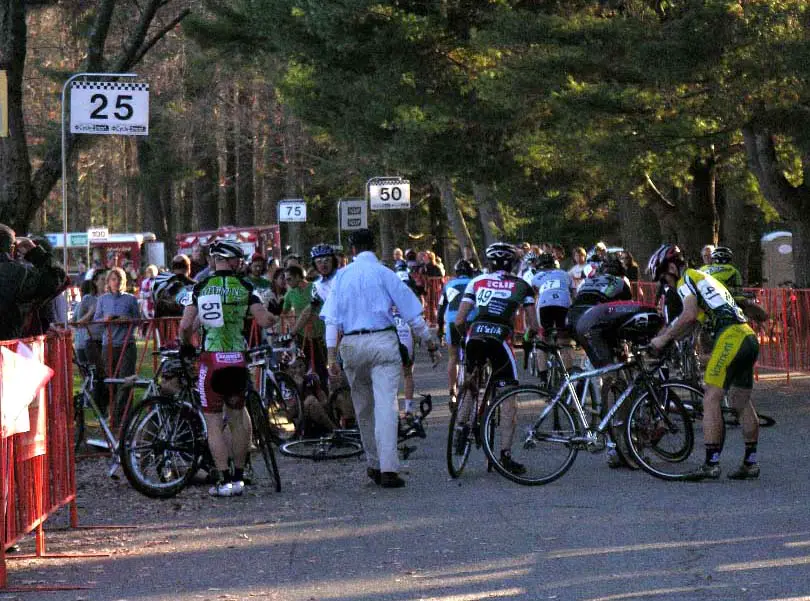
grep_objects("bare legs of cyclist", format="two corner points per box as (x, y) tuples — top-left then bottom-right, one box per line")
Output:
(206, 395), (251, 496)
(447, 343), (461, 407)
(725, 386), (760, 479)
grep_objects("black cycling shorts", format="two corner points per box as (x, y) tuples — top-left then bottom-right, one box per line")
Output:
(539, 305), (568, 334)
(464, 321), (518, 385)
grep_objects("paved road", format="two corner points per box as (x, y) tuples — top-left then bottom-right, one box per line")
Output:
(10, 355), (810, 601)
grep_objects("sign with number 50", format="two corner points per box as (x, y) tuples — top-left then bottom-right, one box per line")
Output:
(70, 81), (149, 135)
(368, 177), (410, 210)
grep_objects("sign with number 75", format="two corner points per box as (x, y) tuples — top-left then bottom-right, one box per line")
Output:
(278, 199), (307, 222)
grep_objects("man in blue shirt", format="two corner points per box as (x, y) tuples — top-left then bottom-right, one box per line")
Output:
(437, 259), (477, 407)
(321, 229), (438, 488)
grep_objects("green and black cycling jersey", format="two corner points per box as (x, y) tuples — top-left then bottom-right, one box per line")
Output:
(192, 270), (262, 352)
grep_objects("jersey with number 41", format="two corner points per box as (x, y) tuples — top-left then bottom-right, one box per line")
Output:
(677, 268), (746, 338)
(462, 271), (535, 327)
(192, 272), (262, 352)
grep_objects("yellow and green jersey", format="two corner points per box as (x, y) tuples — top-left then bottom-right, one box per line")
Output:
(699, 263), (743, 290)
(192, 271), (261, 352)
(677, 268), (747, 338)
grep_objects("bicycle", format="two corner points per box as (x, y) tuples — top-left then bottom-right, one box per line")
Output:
(119, 347), (282, 498)
(280, 394), (432, 460)
(446, 353), (496, 478)
(481, 341), (701, 485)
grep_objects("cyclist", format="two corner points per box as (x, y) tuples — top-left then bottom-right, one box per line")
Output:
(392, 305), (417, 419)
(152, 272), (195, 319)
(178, 240), (278, 497)
(530, 252), (576, 384)
(437, 259), (477, 406)
(453, 242), (538, 475)
(649, 244), (761, 481)
(700, 246), (743, 292)
(567, 253), (638, 468)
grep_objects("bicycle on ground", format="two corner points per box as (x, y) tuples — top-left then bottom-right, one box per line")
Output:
(280, 394), (433, 461)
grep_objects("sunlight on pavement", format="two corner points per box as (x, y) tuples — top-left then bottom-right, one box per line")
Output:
(404, 588), (525, 601)
(582, 585), (732, 601)
(717, 554), (810, 571)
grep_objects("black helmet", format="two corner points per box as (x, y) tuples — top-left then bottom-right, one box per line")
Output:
(453, 259), (475, 277)
(599, 253), (626, 277)
(485, 242), (517, 271)
(711, 246), (733, 264)
(536, 252), (555, 270)
(209, 239), (245, 260)
(348, 228), (375, 250)
(647, 244), (685, 281)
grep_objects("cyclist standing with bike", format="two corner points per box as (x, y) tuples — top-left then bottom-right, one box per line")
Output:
(437, 259), (477, 407)
(178, 240), (278, 497)
(649, 244), (761, 481)
(453, 242), (538, 475)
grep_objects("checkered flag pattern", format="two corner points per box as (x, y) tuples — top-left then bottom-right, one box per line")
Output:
(71, 81), (149, 92)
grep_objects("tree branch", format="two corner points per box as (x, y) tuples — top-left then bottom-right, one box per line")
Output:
(111, 0), (163, 72)
(85, 0), (116, 72)
(132, 9), (191, 66)
(644, 173), (676, 209)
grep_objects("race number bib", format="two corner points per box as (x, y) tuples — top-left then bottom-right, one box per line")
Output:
(475, 287), (510, 306)
(696, 276), (734, 310)
(538, 279), (561, 293)
(198, 294), (225, 327)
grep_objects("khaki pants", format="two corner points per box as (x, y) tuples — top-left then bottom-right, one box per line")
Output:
(339, 330), (402, 473)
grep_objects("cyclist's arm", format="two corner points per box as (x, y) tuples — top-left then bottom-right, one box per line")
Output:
(454, 300), (473, 328)
(178, 304), (198, 345)
(653, 294), (699, 347)
(524, 301), (539, 333)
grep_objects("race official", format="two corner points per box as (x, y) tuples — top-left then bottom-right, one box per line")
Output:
(320, 229), (438, 488)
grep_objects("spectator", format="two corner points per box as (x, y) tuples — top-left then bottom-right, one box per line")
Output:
(462, 245), (481, 271)
(623, 251), (640, 282)
(195, 250), (217, 281)
(424, 251), (444, 278)
(121, 259), (138, 294)
(93, 267), (140, 426)
(75, 261), (88, 285)
(283, 265), (327, 385)
(76, 269), (109, 409)
(284, 253), (302, 269)
(171, 255), (192, 278)
(189, 245), (207, 278)
(84, 259), (103, 281)
(138, 265), (159, 321)
(266, 268), (287, 318)
(392, 247), (404, 266)
(568, 246), (588, 289)
(701, 244), (715, 266)
(246, 253), (272, 305)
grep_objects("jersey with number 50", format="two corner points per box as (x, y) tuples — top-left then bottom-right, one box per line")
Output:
(192, 272), (262, 352)
(677, 268), (746, 337)
(462, 271), (535, 326)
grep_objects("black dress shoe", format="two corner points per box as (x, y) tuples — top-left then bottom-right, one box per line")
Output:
(367, 468), (382, 485)
(380, 472), (406, 488)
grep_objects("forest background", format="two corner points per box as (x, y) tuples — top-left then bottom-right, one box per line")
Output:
(2, 0), (810, 285)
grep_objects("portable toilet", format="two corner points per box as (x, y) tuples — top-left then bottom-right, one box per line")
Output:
(761, 231), (795, 287)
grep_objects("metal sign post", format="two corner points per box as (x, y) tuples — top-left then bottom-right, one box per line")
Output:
(60, 72), (140, 272)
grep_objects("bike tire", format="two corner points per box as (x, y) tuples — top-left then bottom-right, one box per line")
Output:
(721, 407), (776, 428)
(482, 385), (578, 486)
(119, 396), (204, 499)
(73, 393), (86, 453)
(265, 372), (303, 443)
(446, 385), (477, 478)
(625, 382), (698, 481)
(247, 390), (282, 492)
(280, 436), (364, 460)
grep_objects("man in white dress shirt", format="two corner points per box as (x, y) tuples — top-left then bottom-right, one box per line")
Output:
(320, 229), (438, 488)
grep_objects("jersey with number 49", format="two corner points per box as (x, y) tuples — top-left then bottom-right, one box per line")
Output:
(462, 271), (535, 327)
(530, 269), (573, 309)
(677, 268), (746, 338)
(192, 272), (262, 352)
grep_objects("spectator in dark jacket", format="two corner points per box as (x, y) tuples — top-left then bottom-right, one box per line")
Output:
(0, 225), (67, 341)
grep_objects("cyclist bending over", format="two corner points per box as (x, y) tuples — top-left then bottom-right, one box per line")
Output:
(178, 240), (277, 497)
(649, 244), (761, 481)
(454, 242), (538, 475)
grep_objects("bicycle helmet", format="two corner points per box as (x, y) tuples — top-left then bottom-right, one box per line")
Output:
(208, 239), (245, 260)
(453, 259), (475, 277)
(647, 244), (685, 281)
(535, 252), (555, 270)
(485, 242), (517, 271)
(599, 252), (626, 277)
(310, 243), (335, 260)
(711, 246), (733, 264)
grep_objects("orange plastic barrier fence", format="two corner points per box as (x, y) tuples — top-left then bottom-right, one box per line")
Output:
(0, 331), (78, 589)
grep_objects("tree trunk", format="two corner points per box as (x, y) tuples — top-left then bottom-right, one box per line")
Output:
(282, 110), (301, 255)
(428, 188), (448, 262)
(617, 194), (660, 271)
(378, 210), (394, 265)
(222, 117), (237, 225)
(136, 137), (168, 244)
(436, 176), (476, 261)
(743, 124), (810, 287)
(235, 84), (254, 225)
(475, 182), (503, 249)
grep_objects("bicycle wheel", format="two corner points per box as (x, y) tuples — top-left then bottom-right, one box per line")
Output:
(73, 393), (86, 453)
(446, 380), (478, 478)
(482, 385), (579, 486)
(280, 436), (364, 460)
(247, 390), (282, 492)
(265, 372), (302, 443)
(119, 396), (204, 498)
(721, 406), (776, 428)
(625, 382), (698, 481)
